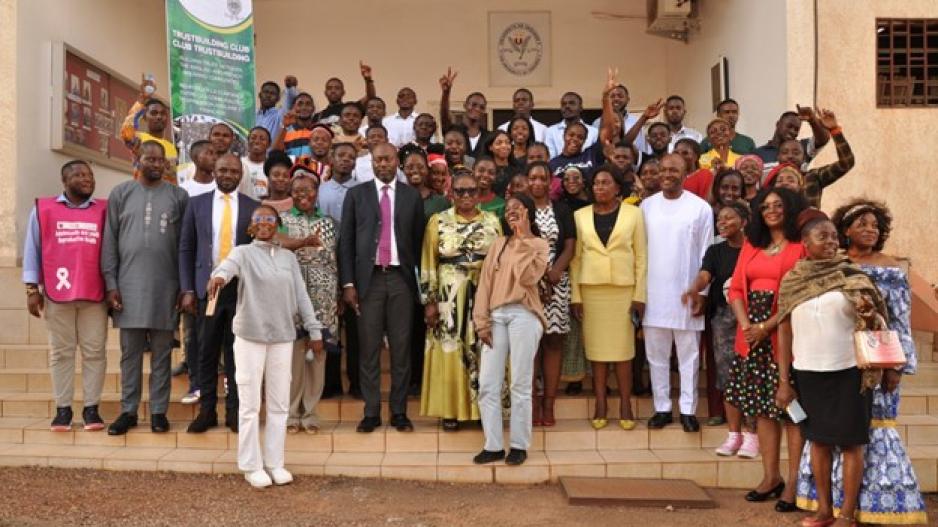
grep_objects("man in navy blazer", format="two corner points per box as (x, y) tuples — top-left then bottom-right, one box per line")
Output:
(339, 143), (424, 433)
(179, 153), (259, 433)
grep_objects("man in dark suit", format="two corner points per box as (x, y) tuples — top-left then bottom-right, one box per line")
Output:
(339, 142), (424, 433)
(179, 153), (259, 433)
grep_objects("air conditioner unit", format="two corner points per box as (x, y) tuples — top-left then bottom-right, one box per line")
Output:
(647, 0), (694, 40)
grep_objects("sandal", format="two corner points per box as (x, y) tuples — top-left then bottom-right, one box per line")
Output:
(618, 419), (636, 431)
(590, 418), (608, 430)
(304, 425), (319, 435)
(287, 424), (300, 434)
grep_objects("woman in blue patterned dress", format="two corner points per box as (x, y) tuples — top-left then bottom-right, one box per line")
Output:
(796, 199), (927, 525)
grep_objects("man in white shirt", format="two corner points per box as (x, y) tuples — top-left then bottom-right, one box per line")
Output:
(382, 87), (417, 147)
(544, 92), (599, 158)
(354, 125), (406, 183)
(664, 95), (703, 152)
(591, 84), (646, 153)
(239, 126), (270, 200)
(640, 153), (713, 433)
(180, 140), (217, 197)
(496, 88), (547, 143)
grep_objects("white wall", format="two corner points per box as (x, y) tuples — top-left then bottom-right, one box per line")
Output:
(15, 0), (167, 256)
(664, 0), (789, 145)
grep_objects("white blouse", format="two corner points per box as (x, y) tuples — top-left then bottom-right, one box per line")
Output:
(791, 291), (857, 372)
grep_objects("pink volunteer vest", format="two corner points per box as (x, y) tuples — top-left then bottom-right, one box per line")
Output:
(36, 197), (107, 303)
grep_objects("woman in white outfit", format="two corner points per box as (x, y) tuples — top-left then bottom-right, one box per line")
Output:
(208, 204), (324, 488)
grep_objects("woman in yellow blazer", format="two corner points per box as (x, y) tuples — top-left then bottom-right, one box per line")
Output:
(570, 164), (647, 431)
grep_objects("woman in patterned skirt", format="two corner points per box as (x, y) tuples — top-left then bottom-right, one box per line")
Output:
(795, 199), (927, 525)
(420, 171), (502, 431)
(526, 161), (576, 426)
(725, 188), (807, 512)
(279, 172), (338, 435)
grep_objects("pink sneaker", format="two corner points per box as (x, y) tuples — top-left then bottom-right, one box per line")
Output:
(737, 432), (759, 458)
(714, 432), (742, 456)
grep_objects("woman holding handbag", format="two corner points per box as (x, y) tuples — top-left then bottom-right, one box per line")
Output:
(774, 209), (889, 527)
(794, 199), (927, 525)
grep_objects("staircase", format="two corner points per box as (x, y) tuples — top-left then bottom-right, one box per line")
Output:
(0, 265), (936, 490)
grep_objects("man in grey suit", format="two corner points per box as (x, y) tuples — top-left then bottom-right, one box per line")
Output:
(339, 143), (424, 433)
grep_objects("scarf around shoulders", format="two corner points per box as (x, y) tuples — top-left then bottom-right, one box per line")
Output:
(777, 255), (888, 328)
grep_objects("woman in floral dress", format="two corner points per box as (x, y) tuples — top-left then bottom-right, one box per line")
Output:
(420, 172), (502, 431)
(796, 199), (927, 525)
(279, 173), (338, 434)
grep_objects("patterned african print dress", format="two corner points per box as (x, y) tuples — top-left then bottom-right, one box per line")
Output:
(419, 208), (502, 421)
(279, 208), (339, 346)
(535, 205), (571, 335)
(796, 265), (927, 525)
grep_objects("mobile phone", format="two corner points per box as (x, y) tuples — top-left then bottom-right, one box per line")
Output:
(786, 399), (807, 423)
(144, 73), (156, 95)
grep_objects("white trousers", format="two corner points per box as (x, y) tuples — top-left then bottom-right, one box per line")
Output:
(234, 337), (292, 473)
(643, 327), (700, 415)
(479, 304), (542, 452)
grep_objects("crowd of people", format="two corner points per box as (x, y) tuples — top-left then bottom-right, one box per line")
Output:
(22, 62), (928, 525)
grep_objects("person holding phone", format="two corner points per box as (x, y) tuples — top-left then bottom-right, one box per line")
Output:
(207, 204), (325, 488)
(774, 210), (887, 527)
(472, 194), (549, 466)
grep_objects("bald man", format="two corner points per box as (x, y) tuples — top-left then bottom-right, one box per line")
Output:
(338, 143), (425, 433)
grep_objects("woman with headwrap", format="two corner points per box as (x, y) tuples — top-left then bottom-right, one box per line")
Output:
(735, 154), (763, 203)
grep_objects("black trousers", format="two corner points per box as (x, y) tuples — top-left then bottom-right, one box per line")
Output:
(358, 268), (413, 417)
(197, 280), (238, 415)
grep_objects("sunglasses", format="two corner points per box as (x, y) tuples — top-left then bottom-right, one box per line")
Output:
(251, 215), (279, 224)
(453, 188), (479, 197)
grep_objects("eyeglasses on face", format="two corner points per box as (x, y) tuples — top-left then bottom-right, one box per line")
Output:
(251, 215), (279, 225)
(453, 188), (479, 197)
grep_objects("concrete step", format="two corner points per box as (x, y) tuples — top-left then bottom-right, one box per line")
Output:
(0, 435), (934, 490)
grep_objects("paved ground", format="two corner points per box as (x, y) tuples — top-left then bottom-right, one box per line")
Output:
(0, 467), (934, 526)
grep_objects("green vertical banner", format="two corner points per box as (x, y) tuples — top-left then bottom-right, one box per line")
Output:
(166, 0), (256, 165)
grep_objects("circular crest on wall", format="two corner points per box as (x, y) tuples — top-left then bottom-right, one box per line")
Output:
(497, 22), (544, 76)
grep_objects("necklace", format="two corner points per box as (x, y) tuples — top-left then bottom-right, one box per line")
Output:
(765, 241), (784, 256)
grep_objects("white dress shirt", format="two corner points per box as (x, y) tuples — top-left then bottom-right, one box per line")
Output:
(355, 153), (407, 183)
(497, 117), (548, 143)
(373, 179), (399, 266)
(382, 112), (417, 148)
(667, 125), (704, 152)
(212, 190), (240, 267)
(544, 119), (599, 158)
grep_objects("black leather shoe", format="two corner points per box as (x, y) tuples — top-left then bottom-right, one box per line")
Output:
(390, 413), (414, 432)
(150, 413), (170, 433)
(187, 410), (218, 433)
(107, 413), (138, 435)
(647, 412), (673, 429)
(505, 448), (527, 466)
(225, 413), (238, 433)
(680, 414), (700, 432)
(774, 499), (798, 512)
(472, 449), (505, 464)
(745, 481), (785, 502)
(356, 416), (382, 433)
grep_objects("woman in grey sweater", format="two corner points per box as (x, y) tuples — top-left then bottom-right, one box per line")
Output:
(209, 204), (324, 489)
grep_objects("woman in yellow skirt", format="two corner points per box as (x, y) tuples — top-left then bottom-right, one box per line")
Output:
(420, 172), (502, 431)
(570, 164), (647, 431)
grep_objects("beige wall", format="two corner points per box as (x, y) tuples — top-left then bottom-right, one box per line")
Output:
(0, 0), (17, 265)
(13, 0), (167, 260)
(253, 0), (668, 118)
(665, 0), (789, 145)
(786, 0), (938, 283)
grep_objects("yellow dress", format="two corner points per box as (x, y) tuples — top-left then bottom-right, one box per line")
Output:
(419, 208), (501, 421)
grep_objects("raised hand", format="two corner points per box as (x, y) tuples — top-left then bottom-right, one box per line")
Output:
(642, 99), (664, 120)
(603, 66), (620, 96)
(816, 107), (839, 130)
(439, 67), (458, 92)
(795, 104), (816, 122)
(359, 60), (372, 81)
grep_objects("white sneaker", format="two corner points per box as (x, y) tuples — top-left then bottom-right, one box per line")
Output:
(268, 467), (293, 486)
(181, 390), (200, 405)
(737, 432), (760, 459)
(245, 469), (272, 488)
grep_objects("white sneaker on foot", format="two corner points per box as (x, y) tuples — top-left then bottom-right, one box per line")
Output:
(245, 469), (272, 488)
(737, 432), (760, 459)
(714, 432), (742, 456)
(181, 390), (200, 405)
(268, 467), (293, 486)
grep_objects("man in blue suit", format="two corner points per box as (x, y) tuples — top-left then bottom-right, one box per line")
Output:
(179, 153), (259, 433)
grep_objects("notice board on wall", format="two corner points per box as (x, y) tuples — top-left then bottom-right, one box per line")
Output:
(51, 43), (167, 173)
